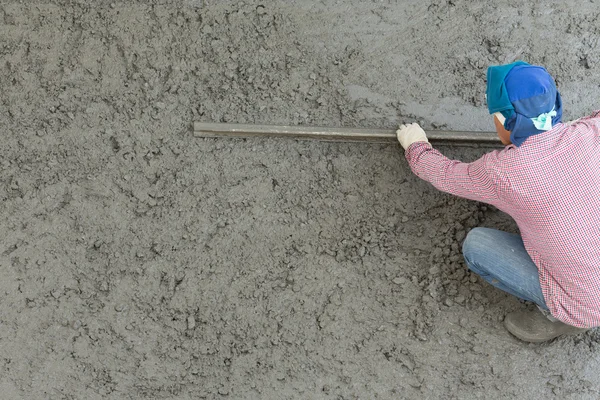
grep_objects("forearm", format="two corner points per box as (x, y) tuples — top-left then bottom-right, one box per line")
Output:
(405, 142), (501, 205)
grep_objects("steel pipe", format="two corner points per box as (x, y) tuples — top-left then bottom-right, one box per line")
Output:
(193, 122), (501, 146)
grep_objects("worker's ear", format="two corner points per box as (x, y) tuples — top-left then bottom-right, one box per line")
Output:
(493, 113), (512, 145)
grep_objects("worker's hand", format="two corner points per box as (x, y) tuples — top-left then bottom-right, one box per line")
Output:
(396, 123), (429, 150)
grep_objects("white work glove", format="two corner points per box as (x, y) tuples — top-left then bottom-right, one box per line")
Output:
(396, 123), (429, 150)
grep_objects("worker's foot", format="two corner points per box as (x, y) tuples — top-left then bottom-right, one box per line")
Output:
(504, 309), (589, 343)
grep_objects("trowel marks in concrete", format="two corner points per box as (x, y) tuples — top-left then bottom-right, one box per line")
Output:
(1, 1), (599, 399)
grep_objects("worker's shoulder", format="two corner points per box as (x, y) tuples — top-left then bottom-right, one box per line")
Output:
(569, 109), (600, 125)
(484, 145), (516, 163)
(479, 145), (530, 175)
(559, 114), (600, 142)
(585, 109), (600, 120)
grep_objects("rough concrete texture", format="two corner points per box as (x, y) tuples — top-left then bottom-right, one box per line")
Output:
(1, 1), (600, 399)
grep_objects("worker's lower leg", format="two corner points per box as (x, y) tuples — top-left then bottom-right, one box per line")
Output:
(462, 227), (589, 342)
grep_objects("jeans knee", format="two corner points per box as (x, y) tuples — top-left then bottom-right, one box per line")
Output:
(461, 227), (491, 276)
(462, 227), (486, 262)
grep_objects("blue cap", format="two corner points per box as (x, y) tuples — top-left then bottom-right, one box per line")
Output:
(487, 62), (562, 146)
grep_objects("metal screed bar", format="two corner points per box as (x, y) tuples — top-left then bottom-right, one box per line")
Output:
(193, 122), (501, 146)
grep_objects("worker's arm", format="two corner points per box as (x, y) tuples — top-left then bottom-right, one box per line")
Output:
(404, 142), (504, 206)
(396, 123), (504, 205)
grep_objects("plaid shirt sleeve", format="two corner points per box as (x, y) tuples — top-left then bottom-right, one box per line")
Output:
(404, 142), (505, 207)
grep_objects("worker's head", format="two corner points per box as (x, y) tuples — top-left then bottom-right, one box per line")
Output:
(486, 61), (562, 146)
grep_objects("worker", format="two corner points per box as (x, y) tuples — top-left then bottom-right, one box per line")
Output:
(396, 61), (600, 343)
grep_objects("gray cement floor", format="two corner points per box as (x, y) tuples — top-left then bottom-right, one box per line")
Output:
(1, 1), (600, 399)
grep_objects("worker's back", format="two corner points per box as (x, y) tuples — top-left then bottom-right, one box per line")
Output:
(499, 113), (600, 327)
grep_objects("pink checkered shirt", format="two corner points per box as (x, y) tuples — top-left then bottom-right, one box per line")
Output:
(405, 111), (600, 328)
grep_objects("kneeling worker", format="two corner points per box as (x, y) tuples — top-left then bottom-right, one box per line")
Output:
(396, 61), (600, 342)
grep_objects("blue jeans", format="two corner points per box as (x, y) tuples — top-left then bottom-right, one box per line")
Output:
(462, 227), (548, 310)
